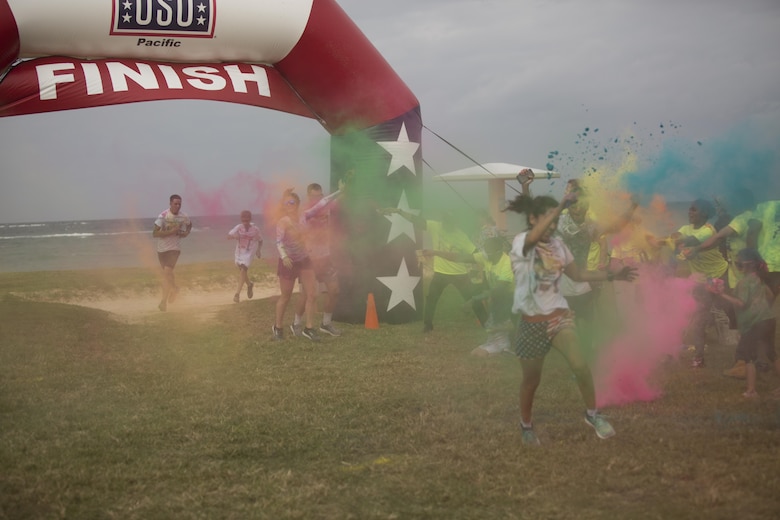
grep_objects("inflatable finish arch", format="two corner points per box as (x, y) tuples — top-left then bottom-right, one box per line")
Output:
(0, 0), (423, 324)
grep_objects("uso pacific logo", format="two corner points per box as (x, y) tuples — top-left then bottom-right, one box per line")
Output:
(111, 0), (216, 37)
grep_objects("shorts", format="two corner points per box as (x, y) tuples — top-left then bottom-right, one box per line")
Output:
(312, 256), (337, 283)
(514, 309), (576, 359)
(277, 256), (313, 281)
(157, 250), (181, 269)
(735, 318), (776, 363)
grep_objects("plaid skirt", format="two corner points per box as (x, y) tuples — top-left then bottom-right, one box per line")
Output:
(514, 309), (576, 359)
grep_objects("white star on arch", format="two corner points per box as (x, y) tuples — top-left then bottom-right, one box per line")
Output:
(377, 122), (420, 177)
(383, 190), (419, 244)
(377, 257), (421, 311)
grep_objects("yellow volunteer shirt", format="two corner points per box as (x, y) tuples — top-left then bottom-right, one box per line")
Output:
(752, 201), (780, 272)
(678, 223), (728, 278)
(427, 220), (476, 275)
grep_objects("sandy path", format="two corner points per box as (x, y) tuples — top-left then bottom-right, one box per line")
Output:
(16, 282), (281, 324)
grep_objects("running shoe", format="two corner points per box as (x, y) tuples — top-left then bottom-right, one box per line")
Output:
(521, 425), (541, 446)
(272, 325), (284, 341)
(290, 323), (303, 337)
(233, 293), (240, 304)
(158, 300), (167, 312)
(302, 327), (321, 342)
(247, 282), (254, 299)
(319, 323), (342, 336)
(584, 413), (616, 439)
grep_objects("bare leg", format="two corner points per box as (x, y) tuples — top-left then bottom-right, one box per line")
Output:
(236, 265), (248, 295)
(300, 269), (318, 329)
(275, 277), (295, 328)
(519, 357), (545, 425)
(552, 328), (596, 410)
(324, 277), (340, 315)
(160, 266), (175, 309)
(294, 280), (307, 321)
(745, 361), (758, 396)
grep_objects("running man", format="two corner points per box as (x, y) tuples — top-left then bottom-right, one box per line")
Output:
(152, 194), (192, 312)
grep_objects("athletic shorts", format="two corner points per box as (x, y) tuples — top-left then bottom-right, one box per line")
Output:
(735, 318), (776, 363)
(514, 309), (576, 359)
(311, 256), (337, 283)
(277, 256), (313, 281)
(157, 250), (181, 269)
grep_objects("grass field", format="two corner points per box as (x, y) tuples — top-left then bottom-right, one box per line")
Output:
(1, 266), (779, 519)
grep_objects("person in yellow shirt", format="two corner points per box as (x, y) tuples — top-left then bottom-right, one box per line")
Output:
(424, 236), (514, 355)
(648, 199), (729, 368)
(382, 208), (488, 333)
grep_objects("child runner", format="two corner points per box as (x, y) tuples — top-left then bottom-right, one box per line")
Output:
(227, 210), (263, 303)
(505, 192), (638, 445)
(710, 248), (779, 398)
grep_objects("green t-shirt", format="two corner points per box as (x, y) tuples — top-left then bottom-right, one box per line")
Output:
(752, 201), (780, 272)
(734, 272), (775, 334)
(427, 220), (476, 275)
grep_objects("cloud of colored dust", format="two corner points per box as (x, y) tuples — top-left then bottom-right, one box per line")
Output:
(554, 119), (779, 407)
(594, 266), (697, 407)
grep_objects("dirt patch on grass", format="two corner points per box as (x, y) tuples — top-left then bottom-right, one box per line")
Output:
(12, 280), (280, 324)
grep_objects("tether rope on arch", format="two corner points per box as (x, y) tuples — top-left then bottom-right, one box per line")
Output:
(422, 124), (522, 198)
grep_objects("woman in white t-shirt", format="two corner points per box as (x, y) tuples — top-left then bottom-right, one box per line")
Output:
(506, 191), (637, 445)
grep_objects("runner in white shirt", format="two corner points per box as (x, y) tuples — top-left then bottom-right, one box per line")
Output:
(152, 194), (191, 312)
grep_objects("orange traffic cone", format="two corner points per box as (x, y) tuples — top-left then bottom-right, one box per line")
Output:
(365, 293), (379, 329)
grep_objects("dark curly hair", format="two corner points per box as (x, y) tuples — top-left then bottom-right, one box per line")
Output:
(503, 194), (559, 226)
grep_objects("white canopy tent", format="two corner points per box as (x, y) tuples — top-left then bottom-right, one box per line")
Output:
(432, 163), (560, 229)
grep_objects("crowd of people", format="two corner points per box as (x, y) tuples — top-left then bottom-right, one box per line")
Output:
(151, 169), (780, 445)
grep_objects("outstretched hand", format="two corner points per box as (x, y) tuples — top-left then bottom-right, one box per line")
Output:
(613, 265), (638, 282)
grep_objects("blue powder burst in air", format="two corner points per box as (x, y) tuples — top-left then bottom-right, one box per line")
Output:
(622, 121), (780, 206)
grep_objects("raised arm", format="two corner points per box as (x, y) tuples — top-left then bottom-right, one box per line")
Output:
(522, 192), (575, 255)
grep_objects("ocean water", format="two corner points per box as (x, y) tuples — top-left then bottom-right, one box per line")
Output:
(0, 215), (270, 273)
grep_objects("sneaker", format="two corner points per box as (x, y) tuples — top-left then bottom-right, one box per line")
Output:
(722, 360), (746, 379)
(247, 282), (254, 299)
(584, 413), (616, 439)
(691, 357), (705, 368)
(168, 286), (179, 303)
(302, 327), (321, 342)
(158, 300), (167, 312)
(233, 293), (240, 304)
(742, 390), (759, 399)
(272, 325), (284, 341)
(290, 323), (303, 337)
(319, 323), (341, 336)
(520, 425), (541, 446)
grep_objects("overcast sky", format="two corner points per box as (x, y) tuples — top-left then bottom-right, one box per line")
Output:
(1, 0), (779, 223)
